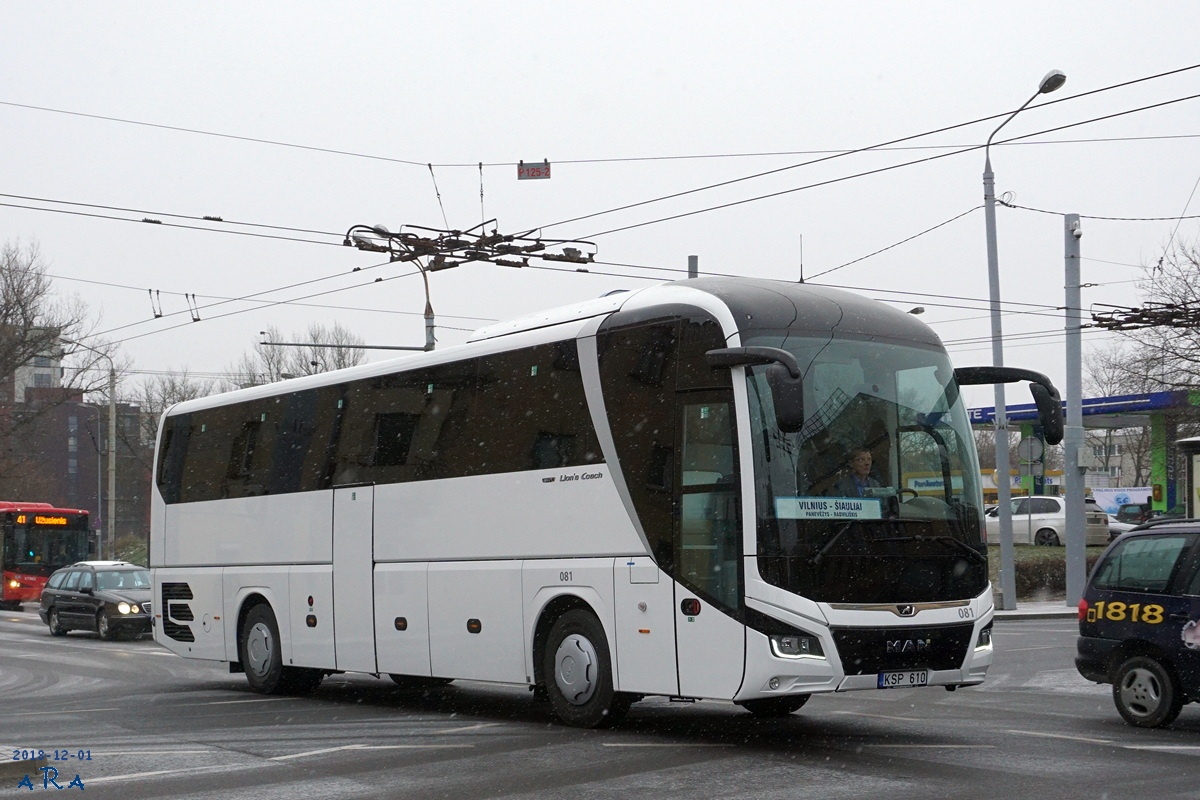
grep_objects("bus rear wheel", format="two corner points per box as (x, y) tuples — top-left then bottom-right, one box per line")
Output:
(737, 695), (810, 718)
(542, 609), (630, 728)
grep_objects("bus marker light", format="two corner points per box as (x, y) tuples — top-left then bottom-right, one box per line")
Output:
(306, 615), (317, 628)
(680, 599), (701, 616)
(638, 629), (650, 634)
(394, 617), (407, 631)
(467, 618), (482, 634)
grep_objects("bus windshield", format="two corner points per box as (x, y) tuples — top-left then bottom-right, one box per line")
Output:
(745, 333), (986, 604)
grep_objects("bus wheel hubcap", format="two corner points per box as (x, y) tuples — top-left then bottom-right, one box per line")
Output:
(246, 622), (274, 677)
(553, 634), (598, 705)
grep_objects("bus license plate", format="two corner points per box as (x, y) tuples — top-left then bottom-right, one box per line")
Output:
(877, 669), (929, 689)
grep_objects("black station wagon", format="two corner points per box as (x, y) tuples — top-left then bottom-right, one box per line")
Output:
(38, 561), (152, 640)
(1076, 520), (1200, 727)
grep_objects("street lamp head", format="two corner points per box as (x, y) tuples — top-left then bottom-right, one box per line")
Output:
(1038, 70), (1067, 94)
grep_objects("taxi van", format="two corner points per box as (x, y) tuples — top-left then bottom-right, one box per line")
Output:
(1076, 519), (1200, 727)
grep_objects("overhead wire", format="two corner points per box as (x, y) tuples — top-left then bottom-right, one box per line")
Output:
(3, 60), (1196, 172)
(6, 68), (1195, 354)
(575, 91), (1200, 240)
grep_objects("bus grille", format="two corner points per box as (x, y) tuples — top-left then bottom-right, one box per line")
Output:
(161, 582), (195, 642)
(831, 622), (975, 675)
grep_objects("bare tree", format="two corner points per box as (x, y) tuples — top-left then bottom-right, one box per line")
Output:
(131, 370), (217, 447)
(223, 322), (366, 390)
(1082, 344), (1153, 485)
(1112, 241), (1200, 388)
(0, 241), (113, 492)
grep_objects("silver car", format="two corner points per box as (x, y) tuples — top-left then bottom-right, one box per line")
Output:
(984, 495), (1110, 546)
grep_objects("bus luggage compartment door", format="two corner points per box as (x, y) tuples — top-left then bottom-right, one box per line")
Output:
(333, 485), (377, 673)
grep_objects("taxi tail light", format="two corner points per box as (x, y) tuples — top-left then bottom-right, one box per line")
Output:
(1078, 598), (1088, 621)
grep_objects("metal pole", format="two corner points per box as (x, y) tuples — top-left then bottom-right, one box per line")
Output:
(984, 155), (1016, 610)
(688, 255), (698, 279)
(1064, 214), (1087, 605)
(420, 267), (435, 351)
(107, 366), (116, 561)
(979, 71), (1065, 611)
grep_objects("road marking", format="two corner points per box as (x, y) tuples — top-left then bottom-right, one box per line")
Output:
(188, 697), (288, 706)
(602, 743), (732, 748)
(89, 750), (217, 756)
(428, 723), (502, 734)
(865, 745), (995, 749)
(832, 710), (921, 722)
(1002, 645), (1062, 652)
(1005, 729), (1113, 744)
(1123, 745), (1200, 753)
(270, 744), (474, 761)
(8, 707), (120, 716)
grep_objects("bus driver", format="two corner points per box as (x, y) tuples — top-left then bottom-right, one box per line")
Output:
(833, 447), (881, 497)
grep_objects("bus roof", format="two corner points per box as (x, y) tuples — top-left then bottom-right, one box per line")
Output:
(0, 502), (88, 514)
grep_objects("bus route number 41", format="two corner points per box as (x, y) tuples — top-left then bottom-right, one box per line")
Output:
(878, 669), (929, 689)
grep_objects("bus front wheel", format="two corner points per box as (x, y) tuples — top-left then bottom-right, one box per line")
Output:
(240, 604), (287, 694)
(239, 604), (323, 695)
(542, 609), (630, 728)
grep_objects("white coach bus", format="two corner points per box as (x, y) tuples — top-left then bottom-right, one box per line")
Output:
(151, 276), (1062, 727)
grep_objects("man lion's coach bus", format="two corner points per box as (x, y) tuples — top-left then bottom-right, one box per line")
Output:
(1, 502), (92, 610)
(151, 277), (1062, 727)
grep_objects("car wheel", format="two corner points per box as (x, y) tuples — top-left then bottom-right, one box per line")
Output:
(47, 608), (67, 637)
(737, 695), (810, 718)
(1034, 528), (1061, 547)
(542, 609), (631, 728)
(97, 609), (115, 640)
(1113, 655), (1183, 728)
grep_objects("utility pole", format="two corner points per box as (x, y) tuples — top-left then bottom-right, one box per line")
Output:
(1064, 213), (1087, 605)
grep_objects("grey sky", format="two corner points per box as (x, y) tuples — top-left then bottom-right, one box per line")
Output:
(3, 2), (1199, 407)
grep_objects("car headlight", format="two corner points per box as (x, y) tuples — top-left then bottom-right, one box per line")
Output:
(118, 602), (131, 614)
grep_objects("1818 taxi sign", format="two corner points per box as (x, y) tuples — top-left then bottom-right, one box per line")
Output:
(517, 159), (551, 180)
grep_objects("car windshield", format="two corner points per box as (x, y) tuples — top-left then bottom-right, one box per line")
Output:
(745, 333), (986, 604)
(95, 569), (151, 591)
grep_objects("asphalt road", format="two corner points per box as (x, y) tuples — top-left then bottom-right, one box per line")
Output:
(1, 607), (1198, 800)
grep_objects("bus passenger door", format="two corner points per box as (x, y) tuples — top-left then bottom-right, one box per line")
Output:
(674, 395), (746, 699)
(333, 485), (377, 673)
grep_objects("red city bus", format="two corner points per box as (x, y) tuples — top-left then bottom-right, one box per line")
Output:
(0, 502), (93, 610)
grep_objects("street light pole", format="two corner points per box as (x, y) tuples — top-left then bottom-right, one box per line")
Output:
(984, 70), (1066, 610)
(63, 339), (117, 560)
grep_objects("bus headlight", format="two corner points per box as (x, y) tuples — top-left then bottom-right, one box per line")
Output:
(975, 625), (993, 651)
(770, 633), (825, 659)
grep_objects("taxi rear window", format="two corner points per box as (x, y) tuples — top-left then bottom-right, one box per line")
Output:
(1092, 535), (1193, 593)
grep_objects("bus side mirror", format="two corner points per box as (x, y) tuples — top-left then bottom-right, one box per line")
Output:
(954, 366), (1064, 445)
(767, 363), (804, 433)
(706, 346), (805, 433)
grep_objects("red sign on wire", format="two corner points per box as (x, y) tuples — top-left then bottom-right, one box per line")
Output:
(518, 160), (551, 180)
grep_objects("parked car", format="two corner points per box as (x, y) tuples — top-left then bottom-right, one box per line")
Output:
(1107, 516), (1139, 541)
(983, 495), (1110, 546)
(38, 561), (152, 640)
(1076, 518), (1200, 727)
(1115, 502), (1154, 524)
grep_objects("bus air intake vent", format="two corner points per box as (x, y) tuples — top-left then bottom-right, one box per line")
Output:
(161, 582), (195, 642)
